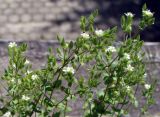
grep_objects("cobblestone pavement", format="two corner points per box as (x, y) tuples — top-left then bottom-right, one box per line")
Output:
(0, 0), (143, 41)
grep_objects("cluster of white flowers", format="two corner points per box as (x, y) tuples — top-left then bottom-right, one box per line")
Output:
(22, 95), (30, 101)
(63, 66), (75, 74)
(143, 9), (153, 17)
(8, 42), (17, 48)
(144, 84), (151, 90)
(105, 46), (116, 52)
(31, 74), (38, 80)
(24, 59), (30, 65)
(124, 53), (130, 60)
(125, 12), (134, 18)
(123, 53), (134, 71)
(81, 29), (105, 39)
(126, 64), (134, 71)
(81, 32), (90, 39)
(2, 111), (11, 117)
(95, 29), (104, 37)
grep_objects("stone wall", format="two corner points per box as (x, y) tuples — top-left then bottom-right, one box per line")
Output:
(0, 0), (142, 41)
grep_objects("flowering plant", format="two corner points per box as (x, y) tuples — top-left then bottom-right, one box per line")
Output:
(0, 5), (156, 117)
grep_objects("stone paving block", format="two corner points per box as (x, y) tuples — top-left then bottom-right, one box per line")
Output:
(0, 3), (8, 10)
(21, 2), (31, 8)
(20, 14), (32, 22)
(2, 9), (14, 15)
(8, 15), (20, 23)
(26, 8), (39, 14)
(32, 2), (44, 8)
(60, 22), (71, 32)
(56, 13), (67, 21)
(45, 2), (55, 7)
(45, 14), (57, 21)
(32, 14), (44, 22)
(8, 2), (19, 9)
(61, 6), (72, 14)
(28, 32), (42, 40)
(41, 32), (55, 40)
(15, 8), (26, 15)
(0, 28), (8, 35)
(0, 15), (7, 23)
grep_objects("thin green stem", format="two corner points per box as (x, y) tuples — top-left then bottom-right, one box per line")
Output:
(64, 100), (68, 117)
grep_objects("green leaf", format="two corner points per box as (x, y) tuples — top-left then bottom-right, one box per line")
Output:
(44, 97), (54, 107)
(53, 80), (62, 89)
(112, 106), (121, 113)
(57, 35), (65, 47)
(142, 3), (147, 10)
(80, 16), (86, 32)
(45, 85), (52, 92)
(20, 43), (27, 52)
(52, 112), (60, 117)
(69, 41), (73, 49)
(0, 107), (8, 115)
(121, 15), (125, 29)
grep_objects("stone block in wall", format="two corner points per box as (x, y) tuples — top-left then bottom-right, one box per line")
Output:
(0, 15), (7, 23)
(2, 9), (14, 15)
(15, 8), (26, 15)
(32, 14), (44, 22)
(0, 28), (8, 35)
(8, 2), (19, 9)
(0, 0), (147, 41)
(8, 15), (20, 23)
(45, 14), (57, 21)
(20, 14), (32, 22)
(0, 3), (8, 10)
(21, 2), (31, 9)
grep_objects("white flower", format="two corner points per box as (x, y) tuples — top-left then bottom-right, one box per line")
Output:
(124, 53), (130, 60)
(31, 74), (38, 80)
(105, 46), (116, 52)
(11, 78), (15, 83)
(63, 66), (75, 74)
(2, 111), (11, 117)
(128, 25), (132, 31)
(143, 10), (153, 17)
(24, 59), (30, 65)
(95, 29), (104, 37)
(26, 70), (32, 74)
(81, 32), (90, 39)
(8, 42), (17, 48)
(22, 95), (30, 101)
(12, 64), (16, 68)
(126, 86), (131, 92)
(126, 64), (134, 71)
(125, 12), (134, 17)
(144, 73), (147, 78)
(144, 84), (151, 90)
